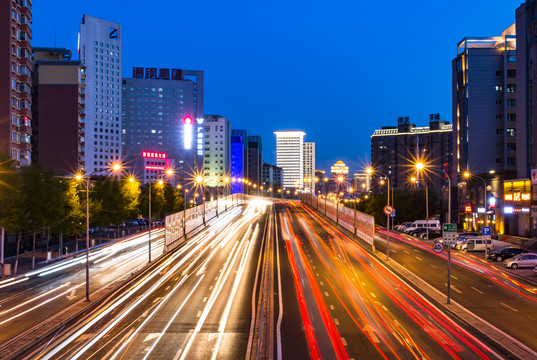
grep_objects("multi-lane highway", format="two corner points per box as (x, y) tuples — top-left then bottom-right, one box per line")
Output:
(3, 199), (537, 359)
(24, 201), (270, 360)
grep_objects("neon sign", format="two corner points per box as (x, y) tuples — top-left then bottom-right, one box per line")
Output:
(142, 151), (167, 159)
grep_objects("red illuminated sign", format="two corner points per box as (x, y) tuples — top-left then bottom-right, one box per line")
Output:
(142, 151), (167, 159)
(464, 205), (472, 213)
(144, 165), (165, 171)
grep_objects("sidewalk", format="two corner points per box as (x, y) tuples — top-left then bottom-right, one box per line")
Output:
(497, 235), (537, 252)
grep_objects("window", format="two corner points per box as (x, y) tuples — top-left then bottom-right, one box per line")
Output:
(507, 69), (516, 78)
(507, 114), (516, 122)
(506, 128), (516, 137)
(507, 55), (516, 63)
(507, 143), (516, 151)
(507, 85), (516, 93)
(507, 99), (516, 107)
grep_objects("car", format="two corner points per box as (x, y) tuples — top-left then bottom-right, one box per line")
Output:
(504, 253), (537, 269)
(487, 247), (530, 262)
(409, 228), (428, 237)
(395, 222), (412, 231)
(452, 234), (480, 249)
(137, 218), (146, 225)
(421, 230), (442, 239)
(459, 238), (493, 252)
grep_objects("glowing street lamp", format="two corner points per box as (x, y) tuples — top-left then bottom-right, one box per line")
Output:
(76, 162), (122, 302)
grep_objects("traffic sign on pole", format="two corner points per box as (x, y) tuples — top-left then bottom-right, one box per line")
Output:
(442, 223), (457, 246)
(433, 242), (443, 253)
(482, 226), (491, 239)
(383, 205), (393, 215)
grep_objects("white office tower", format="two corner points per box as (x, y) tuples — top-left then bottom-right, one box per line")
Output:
(274, 131), (305, 190)
(303, 142), (315, 193)
(203, 115), (230, 187)
(79, 15), (122, 173)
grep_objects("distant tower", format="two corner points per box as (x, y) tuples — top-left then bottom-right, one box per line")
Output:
(79, 15), (122, 173)
(274, 131), (305, 190)
(303, 142), (315, 193)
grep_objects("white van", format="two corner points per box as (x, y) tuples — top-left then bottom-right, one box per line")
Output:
(460, 238), (493, 252)
(405, 220), (441, 233)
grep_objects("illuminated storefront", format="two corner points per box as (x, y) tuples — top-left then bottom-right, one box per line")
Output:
(503, 179), (531, 237)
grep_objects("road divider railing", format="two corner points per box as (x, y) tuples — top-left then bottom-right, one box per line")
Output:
(165, 194), (251, 252)
(301, 193), (375, 247)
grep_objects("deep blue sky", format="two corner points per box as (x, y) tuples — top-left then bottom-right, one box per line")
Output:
(32, 1), (517, 173)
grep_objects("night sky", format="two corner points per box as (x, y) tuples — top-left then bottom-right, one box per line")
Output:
(32, 0), (517, 173)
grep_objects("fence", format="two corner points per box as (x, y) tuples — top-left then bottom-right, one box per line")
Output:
(301, 193), (375, 246)
(165, 193), (250, 252)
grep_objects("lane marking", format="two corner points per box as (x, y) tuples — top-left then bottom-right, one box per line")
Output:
(430, 264), (438, 269)
(341, 338), (347, 346)
(471, 287), (484, 295)
(334, 318), (339, 325)
(330, 305), (334, 310)
(324, 292), (329, 297)
(202, 297), (207, 302)
(501, 303), (519, 312)
(197, 311), (202, 317)
(415, 256), (422, 261)
(320, 281), (324, 286)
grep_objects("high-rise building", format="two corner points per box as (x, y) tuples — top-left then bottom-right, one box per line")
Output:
(453, 27), (517, 232)
(32, 47), (85, 175)
(0, 0), (33, 167)
(247, 135), (263, 187)
(371, 116), (453, 222)
(371, 116), (453, 192)
(516, 1), (537, 236)
(453, 26), (517, 177)
(203, 115), (230, 187)
(303, 142), (315, 193)
(274, 131), (305, 190)
(231, 129), (247, 194)
(262, 163), (283, 196)
(122, 68), (199, 184)
(79, 15), (122, 173)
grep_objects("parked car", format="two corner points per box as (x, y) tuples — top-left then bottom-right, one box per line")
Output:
(504, 253), (537, 269)
(459, 238), (493, 252)
(395, 222), (412, 231)
(452, 234), (480, 249)
(408, 228), (428, 237)
(420, 230), (442, 239)
(487, 247), (530, 262)
(404, 220), (441, 233)
(137, 218), (146, 225)
(533, 265), (537, 275)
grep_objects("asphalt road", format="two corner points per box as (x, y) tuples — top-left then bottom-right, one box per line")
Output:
(275, 202), (506, 359)
(25, 202), (269, 360)
(0, 228), (166, 347)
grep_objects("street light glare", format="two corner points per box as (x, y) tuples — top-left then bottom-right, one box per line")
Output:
(464, 172), (470, 178)
(129, 177), (135, 182)
(196, 176), (203, 183)
(416, 162), (424, 170)
(166, 169), (174, 176)
(75, 174), (83, 181)
(111, 163), (122, 171)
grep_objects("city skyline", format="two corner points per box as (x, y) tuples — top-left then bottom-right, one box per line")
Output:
(31, 0), (516, 171)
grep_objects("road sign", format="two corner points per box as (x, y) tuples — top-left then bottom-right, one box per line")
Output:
(442, 223), (457, 246)
(390, 209), (396, 218)
(433, 242), (444, 253)
(482, 226), (491, 239)
(442, 223), (457, 233)
(383, 205), (393, 215)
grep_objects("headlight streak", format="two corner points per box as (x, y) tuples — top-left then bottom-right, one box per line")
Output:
(302, 205), (494, 359)
(36, 204), (253, 360)
(0, 283), (84, 326)
(179, 224), (253, 360)
(140, 274), (205, 360)
(37, 224), (226, 360)
(107, 272), (199, 360)
(0, 282), (71, 317)
(0, 277), (28, 289)
(211, 224), (258, 360)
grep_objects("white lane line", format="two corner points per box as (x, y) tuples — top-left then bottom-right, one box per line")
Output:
(430, 264), (438, 269)
(209, 286), (213, 291)
(197, 311), (202, 317)
(415, 256), (422, 261)
(324, 292), (329, 297)
(452, 276), (458, 280)
(471, 287), (484, 295)
(320, 281), (324, 286)
(334, 318), (340, 325)
(370, 293), (376, 298)
(202, 297), (207, 302)
(330, 305), (334, 310)
(341, 337), (347, 346)
(501, 303), (519, 312)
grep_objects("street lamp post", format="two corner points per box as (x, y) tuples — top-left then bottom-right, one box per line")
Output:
(368, 167), (391, 260)
(76, 163), (121, 302)
(415, 163), (429, 241)
(196, 176), (205, 226)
